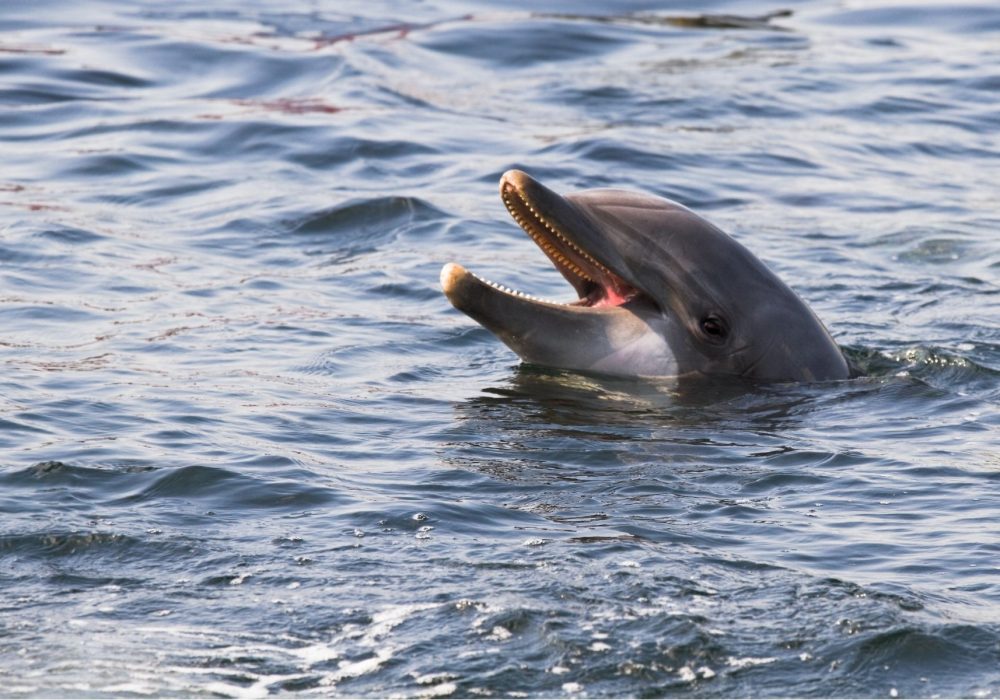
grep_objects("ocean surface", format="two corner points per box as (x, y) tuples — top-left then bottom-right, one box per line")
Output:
(1, 0), (998, 696)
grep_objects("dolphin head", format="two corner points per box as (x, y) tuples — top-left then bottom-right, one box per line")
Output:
(441, 170), (850, 382)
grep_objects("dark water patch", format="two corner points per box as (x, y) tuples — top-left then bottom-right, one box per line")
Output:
(834, 625), (1000, 697)
(34, 226), (106, 245)
(370, 499), (544, 538)
(0, 54), (47, 79)
(0, 529), (203, 570)
(817, 4), (1000, 34)
(865, 94), (951, 116)
(57, 116), (222, 145)
(547, 137), (691, 173)
(52, 66), (152, 90)
(0, 241), (72, 265)
(196, 120), (320, 163)
(11, 463), (344, 514)
(0, 85), (84, 106)
(0, 416), (52, 438)
(739, 469), (834, 494)
(127, 40), (310, 98)
(106, 177), (231, 208)
(287, 195), (446, 240)
(58, 152), (157, 179)
(966, 73), (1000, 92)
(0, 462), (140, 514)
(536, 9), (801, 42)
(628, 10), (794, 32)
(418, 17), (632, 66)
(9, 459), (152, 483)
(287, 137), (440, 171)
(368, 281), (442, 303)
(0, 303), (100, 324)
(855, 135), (1000, 159)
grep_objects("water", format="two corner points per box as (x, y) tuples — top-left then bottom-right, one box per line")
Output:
(1, 0), (998, 696)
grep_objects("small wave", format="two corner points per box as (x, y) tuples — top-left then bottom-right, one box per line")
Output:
(287, 195), (447, 239)
(846, 344), (999, 384)
(119, 464), (344, 511)
(0, 529), (196, 573)
(831, 624), (1000, 697)
(0, 461), (345, 515)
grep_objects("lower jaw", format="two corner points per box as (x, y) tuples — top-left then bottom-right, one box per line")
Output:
(445, 262), (642, 314)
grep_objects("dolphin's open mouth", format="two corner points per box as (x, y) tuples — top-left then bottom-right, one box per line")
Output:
(441, 169), (852, 382)
(498, 173), (640, 308)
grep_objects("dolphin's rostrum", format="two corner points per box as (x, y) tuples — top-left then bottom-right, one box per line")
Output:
(441, 170), (850, 382)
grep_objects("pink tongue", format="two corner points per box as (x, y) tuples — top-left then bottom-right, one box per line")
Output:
(589, 280), (635, 308)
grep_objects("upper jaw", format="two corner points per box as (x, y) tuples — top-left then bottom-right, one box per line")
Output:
(497, 170), (640, 308)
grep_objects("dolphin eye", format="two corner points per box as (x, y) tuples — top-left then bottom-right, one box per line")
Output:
(700, 315), (728, 341)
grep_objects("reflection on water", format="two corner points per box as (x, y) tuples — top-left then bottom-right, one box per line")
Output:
(0, 0), (998, 697)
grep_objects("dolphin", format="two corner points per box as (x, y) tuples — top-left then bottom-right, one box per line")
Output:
(440, 170), (850, 382)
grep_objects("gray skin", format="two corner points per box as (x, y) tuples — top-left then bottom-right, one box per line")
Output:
(441, 170), (850, 382)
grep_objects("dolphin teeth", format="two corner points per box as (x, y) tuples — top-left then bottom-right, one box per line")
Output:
(502, 185), (626, 303)
(504, 187), (614, 279)
(470, 270), (568, 306)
